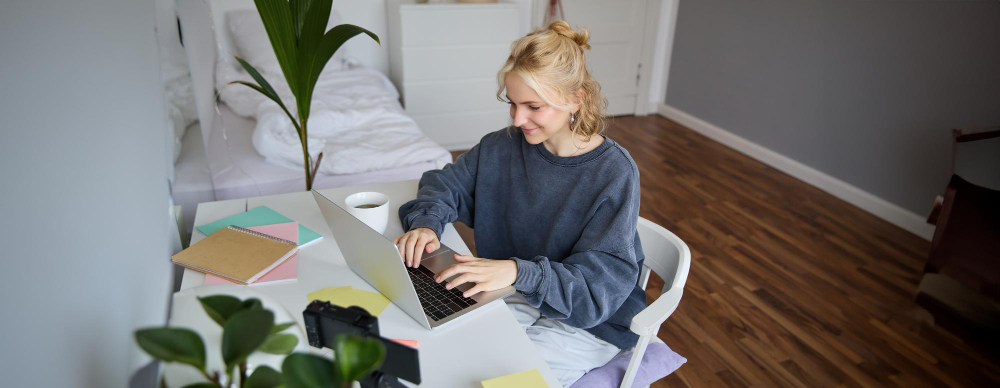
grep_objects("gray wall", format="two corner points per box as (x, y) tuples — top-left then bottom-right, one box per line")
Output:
(0, 0), (173, 386)
(665, 0), (1000, 215)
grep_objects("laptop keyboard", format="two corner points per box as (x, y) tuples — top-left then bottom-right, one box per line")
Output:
(407, 265), (478, 321)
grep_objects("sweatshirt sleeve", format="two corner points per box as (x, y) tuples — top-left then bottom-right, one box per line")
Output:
(397, 142), (480, 239)
(510, 169), (641, 329)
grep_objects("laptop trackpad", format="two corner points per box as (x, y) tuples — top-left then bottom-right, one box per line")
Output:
(420, 249), (458, 276)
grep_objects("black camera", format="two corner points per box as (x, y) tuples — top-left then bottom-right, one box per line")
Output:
(304, 300), (421, 387)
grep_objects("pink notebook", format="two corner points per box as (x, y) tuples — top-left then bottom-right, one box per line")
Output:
(203, 222), (299, 285)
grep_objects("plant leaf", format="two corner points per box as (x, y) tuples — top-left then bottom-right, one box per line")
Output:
(231, 55), (301, 138)
(298, 24), (378, 123)
(246, 365), (284, 388)
(254, 0), (300, 96)
(181, 384), (219, 388)
(221, 309), (275, 370)
(135, 328), (207, 371)
(332, 334), (385, 383)
(292, 0), (332, 120)
(271, 322), (296, 334)
(240, 298), (264, 311)
(259, 333), (299, 354)
(198, 295), (242, 326)
(227, 80), (301, 136)
(282, 353), (335, 388)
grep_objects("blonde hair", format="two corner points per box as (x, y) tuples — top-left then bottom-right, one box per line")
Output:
(496, 20), (608, 139)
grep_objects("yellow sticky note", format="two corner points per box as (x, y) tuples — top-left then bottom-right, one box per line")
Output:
(481, 369), (549, 388)
(307, 286), (351, 304)
(345, 288), (391, 316)
(306, 286), (391, 317)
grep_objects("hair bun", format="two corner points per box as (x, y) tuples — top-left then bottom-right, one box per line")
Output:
(547, 20), (590, 50)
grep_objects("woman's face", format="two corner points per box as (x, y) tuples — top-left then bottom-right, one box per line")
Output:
(504, 74), (574, 146)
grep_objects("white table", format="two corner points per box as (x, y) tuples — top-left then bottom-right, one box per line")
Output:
(180, 179), (560, 387)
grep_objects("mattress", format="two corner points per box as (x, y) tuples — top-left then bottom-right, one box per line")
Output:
(204, 104), (451, 201)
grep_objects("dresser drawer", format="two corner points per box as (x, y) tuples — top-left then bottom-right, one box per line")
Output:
(399, 6), (519, 47)
(402, 79), (507, 116)
(401, 44), (511, 83)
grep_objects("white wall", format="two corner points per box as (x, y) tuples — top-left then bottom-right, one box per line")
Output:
(0, 0), (173, 386)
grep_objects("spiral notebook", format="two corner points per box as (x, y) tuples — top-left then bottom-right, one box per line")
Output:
(171, 225), (299, 285)
(204, 222), (299, 285)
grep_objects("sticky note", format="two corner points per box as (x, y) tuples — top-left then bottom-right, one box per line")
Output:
(307, 286), (391, 317)
(481, 369), (548, 388)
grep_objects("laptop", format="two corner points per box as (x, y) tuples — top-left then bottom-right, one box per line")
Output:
(311, 190), (515, 330)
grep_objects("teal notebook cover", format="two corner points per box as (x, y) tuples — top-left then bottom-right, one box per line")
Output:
(196, 206), (322, 246)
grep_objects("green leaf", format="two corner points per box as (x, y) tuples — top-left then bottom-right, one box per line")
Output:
(271, 322), (296, 334)
(181, 384), (219, 388)
(260, 333), (299, 354)
(227, 80), (301, 136)
(292, 0), (332, 120)
(332, 334), (385, 383)
(282, 353), (335, 388)
(135, 328), (207, 371)
(254, 0), (300, 96)
(222, 309), (275, 370)
(246, 365), (284, 388)
(241, 298), (264, 311)
(198, 295), (242, 326)
(297, 24), (379, 122)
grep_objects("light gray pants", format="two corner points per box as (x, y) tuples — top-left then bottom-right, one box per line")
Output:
(505, 293), (622, 387)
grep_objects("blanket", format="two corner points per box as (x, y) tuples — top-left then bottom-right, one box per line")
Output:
(216, 62), (451, 175)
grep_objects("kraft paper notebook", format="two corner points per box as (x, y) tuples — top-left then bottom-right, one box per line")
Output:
(204, 222), (299, 285)
(172, 225), (298, 285)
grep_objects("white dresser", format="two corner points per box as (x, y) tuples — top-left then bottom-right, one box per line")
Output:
(388, 0), (523, 150)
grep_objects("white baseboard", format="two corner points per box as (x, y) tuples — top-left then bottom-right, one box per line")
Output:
(656, 103), (935, 240)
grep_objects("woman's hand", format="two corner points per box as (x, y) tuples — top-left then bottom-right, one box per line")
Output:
(393, 227), (440, 268)
(435, 254), (517, 298)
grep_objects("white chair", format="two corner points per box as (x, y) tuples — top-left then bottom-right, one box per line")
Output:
(620, 217), (691, 388)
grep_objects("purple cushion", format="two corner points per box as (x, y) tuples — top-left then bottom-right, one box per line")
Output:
(570, 342), (686, 388)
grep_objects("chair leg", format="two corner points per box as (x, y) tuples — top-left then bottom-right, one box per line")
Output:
(620, 331), (653, 388)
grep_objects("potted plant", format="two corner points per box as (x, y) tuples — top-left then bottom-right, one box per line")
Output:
(231, 0), (379, 190)
(134, 295), (385, 388)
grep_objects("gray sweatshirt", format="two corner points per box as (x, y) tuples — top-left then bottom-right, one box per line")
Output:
(399, 128), (646, 349)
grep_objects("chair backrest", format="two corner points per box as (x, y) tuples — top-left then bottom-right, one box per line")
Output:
(636, 217), (691, 295)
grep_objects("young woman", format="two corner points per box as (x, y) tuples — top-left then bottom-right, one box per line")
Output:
(394, 21), (646, 386)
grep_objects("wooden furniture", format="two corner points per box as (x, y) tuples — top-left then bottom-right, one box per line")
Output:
(180, 179), (561, 387)
(387, 0), (522, 150)
(919, 127), (1000, 355)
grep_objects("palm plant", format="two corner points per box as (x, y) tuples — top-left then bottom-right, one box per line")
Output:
(231, 0), (379, 190)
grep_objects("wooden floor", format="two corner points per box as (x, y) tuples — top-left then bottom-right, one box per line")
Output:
(452, 115), (1000, 387)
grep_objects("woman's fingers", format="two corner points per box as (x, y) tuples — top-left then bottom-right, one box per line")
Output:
(453, 253), (477, 262)
(463, 283), (487, 298)
(426, 239), (440, 253)
(446, 273), (479, 290)
(412, 234), (433, 267)
(404, 232), (420, 267)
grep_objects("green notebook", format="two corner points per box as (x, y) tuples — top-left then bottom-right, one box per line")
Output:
(196, 206), (322, 246)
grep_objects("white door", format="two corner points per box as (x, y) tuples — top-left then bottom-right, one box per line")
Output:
(552, 0), (649, 116)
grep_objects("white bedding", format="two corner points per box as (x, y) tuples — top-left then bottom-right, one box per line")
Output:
(215, 60), (451, 175)
(204, 104), (449, 201)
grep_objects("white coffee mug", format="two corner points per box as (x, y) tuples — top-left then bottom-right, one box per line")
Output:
(344, 192), (390, 234)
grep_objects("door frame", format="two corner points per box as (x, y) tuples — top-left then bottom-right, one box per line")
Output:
(529, 0), (680, 116)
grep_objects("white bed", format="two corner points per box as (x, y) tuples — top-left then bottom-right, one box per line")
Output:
(171, 0), (451, 233)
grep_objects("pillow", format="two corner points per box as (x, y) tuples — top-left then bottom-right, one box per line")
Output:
(226, 9), (346, 75)
(570, 342), (686, 388)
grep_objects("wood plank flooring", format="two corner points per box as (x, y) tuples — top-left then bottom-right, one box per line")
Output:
(450, 115), (1000, 387)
